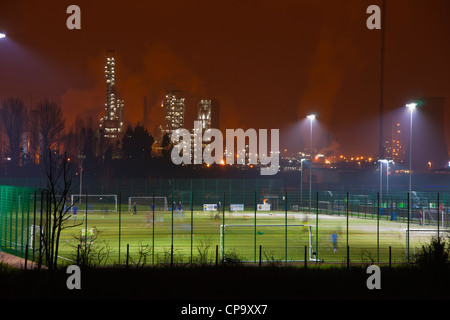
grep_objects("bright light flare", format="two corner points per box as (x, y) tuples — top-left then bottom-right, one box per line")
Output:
(0, 33), (5, 39)
(307, 114), (316, 120)
(406, 103), (417, 111)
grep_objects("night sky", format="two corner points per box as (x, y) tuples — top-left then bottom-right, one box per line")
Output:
(0, 0), (449, 157)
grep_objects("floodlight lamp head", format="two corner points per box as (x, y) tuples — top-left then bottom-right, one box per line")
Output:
(307, 114), (316, 120)
(406, 103), (417, 111)
(0, 33), (5, 39)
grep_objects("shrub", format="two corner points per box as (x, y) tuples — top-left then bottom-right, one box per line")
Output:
(414, 236), (450, 270)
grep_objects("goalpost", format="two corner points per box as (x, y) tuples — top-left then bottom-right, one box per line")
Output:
(406, 228), (449, 256)
(27, 225), (43, 250)
(10, 225), (43, 252)
(71, 194), (118, 212)
(128, 196), (168, 212)
(420, 208), (446, 227)
(128, 196), (169, 212)
(219, 224), (320, 263)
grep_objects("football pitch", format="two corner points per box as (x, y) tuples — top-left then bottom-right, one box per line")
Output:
(55, 206), (444, 267)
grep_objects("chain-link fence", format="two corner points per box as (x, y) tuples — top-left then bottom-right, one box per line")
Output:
(0, 185), (38, 260)
(1, 181), (449, 268)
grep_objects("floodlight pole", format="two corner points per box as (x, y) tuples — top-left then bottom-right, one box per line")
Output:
(377, 159), (391, 210)
(307, 114), (315, 213)
(406, 103), (416, 220)
(386, 161), (389, 196)
(310, 120), (312, 213)
(300, 158), (305, 209)
(378, 160), (383, 208)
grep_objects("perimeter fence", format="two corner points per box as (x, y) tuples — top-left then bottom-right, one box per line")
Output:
(1, 182), (449, 268)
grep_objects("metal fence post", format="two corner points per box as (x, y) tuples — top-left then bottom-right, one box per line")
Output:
(316, 192), (319, 262)
(285, 191), (288, 263)
(254, 191), (257, 263)
(304, 245), (307, 270)
(347, 246), (350, 269)
(259, 245), (262, 268)
(126, 243), (129, 268)
(346, 192), (349, 265)
(152, 191), (155, 265)
(171, 188), (174, 257)
(377, 192), (380, 264)
(85, 189), (88, 254)
(38, 190), (43, 270)
(190, 191), (193, 264)
(437, 193), (440, 239)
(119, 191), (121, 265)
(407, 192), (410, 263)
(32, 191), (37, 262)
(222, 192), (225, 262)
(25, 244), (28, 270)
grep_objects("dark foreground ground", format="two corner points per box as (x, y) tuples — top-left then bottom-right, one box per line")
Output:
(1, 264), (449, 302)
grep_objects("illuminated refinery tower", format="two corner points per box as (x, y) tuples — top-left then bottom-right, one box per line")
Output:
(197, 99), (220, 130)
(99, 50), (124, 139)
(192, 99), (220, 164)
(386, 122), (405, 164)
(163, 89), (185, 136)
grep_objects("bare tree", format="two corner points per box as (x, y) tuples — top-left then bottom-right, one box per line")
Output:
(64, 115), (87, 162)
(41, 147), (82, 270)
(37, 99), (65, 163)
(0, 97), (28, 166)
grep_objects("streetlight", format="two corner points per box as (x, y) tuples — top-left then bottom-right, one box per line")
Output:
(307, 114), (315, 212)
(378, 159), (393, 195)
(385, 159), (393, 196)
(384, 159), (392, 196)
(378, 158), (393, 216)
(378, 159), (385, 204)
(0, 33), (5, 39)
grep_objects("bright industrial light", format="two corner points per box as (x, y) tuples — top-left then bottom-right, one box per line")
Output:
(307, 114), (316, 120)
(0, 33), (5, 39)
(406, 103), (417, 111)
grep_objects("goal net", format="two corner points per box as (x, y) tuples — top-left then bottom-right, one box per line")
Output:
(406, 228), (449, 256)
(12, 225), (43, 251)
(71, 194), (118, 212)
(128, 196), (168, 212)
(219, 224), (319, 263)
(27, 225), (43, 250)
(420, 207), (447, 227)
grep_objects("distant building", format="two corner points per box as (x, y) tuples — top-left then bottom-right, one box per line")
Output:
(192, 99), (220, 164)
(385, 122), (405, 164)
(99, 50), (124, 139)
(197, 99), (220, 131)
(163, 89), (185, 136)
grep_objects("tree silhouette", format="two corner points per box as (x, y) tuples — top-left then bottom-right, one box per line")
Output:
(42, 148), (82, 270)
(161, 132), (173, 162)
(122, 124), (155, 161)
(0, 97), (28, 167)
(37, 99), (65, 162)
